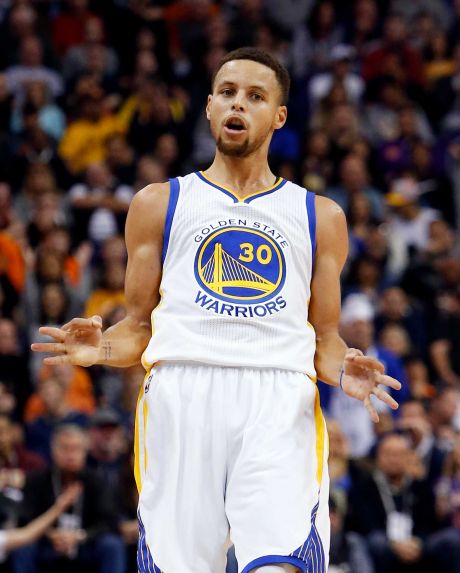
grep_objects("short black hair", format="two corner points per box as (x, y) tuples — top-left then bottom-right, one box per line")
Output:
(213, 47), (290, 105)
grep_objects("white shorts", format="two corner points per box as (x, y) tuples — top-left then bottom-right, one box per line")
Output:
(135, 363), (330, 573)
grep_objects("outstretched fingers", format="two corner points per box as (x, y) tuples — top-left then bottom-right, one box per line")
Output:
(364, 396), (379, 423)
(31, 342), (66, 354)
(349, 354), (385, 374)
(62, 316), (102, 331)
(43, 355), (72, 365)
(37, 326), (66, 341)
(373, 386), (399, 410)
(377, 373), (402, 391)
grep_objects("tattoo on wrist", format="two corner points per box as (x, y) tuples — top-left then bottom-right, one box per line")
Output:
(103, 342), (112, 362)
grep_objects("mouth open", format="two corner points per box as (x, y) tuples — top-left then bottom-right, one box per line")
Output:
(224, 116), (247, 134)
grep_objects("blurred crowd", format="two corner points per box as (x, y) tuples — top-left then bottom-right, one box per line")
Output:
(0, 0), (460, 572)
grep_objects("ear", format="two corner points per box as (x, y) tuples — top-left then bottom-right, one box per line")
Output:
(273, 105), (287, 131)
(206, 94), (212, 121)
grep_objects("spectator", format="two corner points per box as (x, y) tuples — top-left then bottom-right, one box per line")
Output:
(62, 17), (119, 85)
(25, 363), (95, 424)
(309, 44), (364, 109)
(348, 432), (460, 573)
(4, 36), (63, 105)
(397, 399), (446, 486)
(386, 176), (440, 254)
(26, 378), (88, 463)
(10, 80), (66, 141)
(0, 319), (30, 417)
(436, 433), (460, 529)
(326, 154), (384, 220)
(430, 286), (460, 387)
(344, 0), (380, 58)
(69, 162), (133, 244)
(51, 0), (99, 58)
(429, 388), (460, 447)
(11, 425), (126, 573)
(105, 134), (136, 186)
(0, 483), (82, 565)
(375, 287), (427, 358)
(83, 263), (125, 321)
(362, 13), (425, 89)
(329, 494), (375, 573)
(0, 414), (45, 492)
(304, 0), (344, 72)
(87, 409), (128, 489)
(58, 89), (122, 175)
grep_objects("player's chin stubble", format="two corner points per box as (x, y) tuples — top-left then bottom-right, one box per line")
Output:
(216, 136), (251, 157)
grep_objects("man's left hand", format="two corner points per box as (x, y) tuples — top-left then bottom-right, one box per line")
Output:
(340, 348), (401, 422)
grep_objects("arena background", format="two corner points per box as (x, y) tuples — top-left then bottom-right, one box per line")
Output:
(0, 0), (460, 572)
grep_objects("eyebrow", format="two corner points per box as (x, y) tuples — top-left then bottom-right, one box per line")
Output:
(216, 80), (269, 94)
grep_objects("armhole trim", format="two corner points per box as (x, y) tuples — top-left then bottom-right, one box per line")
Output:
(306, 190), (316, 265)
(162, 177), (180, 265)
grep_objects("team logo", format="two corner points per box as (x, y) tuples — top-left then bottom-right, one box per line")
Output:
(194, 227), (286, 304)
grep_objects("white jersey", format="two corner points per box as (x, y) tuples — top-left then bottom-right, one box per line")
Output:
(142, 171), (317, 377)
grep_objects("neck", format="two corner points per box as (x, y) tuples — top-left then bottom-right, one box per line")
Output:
(205, 147), (276, 200)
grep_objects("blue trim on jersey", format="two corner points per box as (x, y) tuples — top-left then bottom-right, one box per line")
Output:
(241, 555), (307, 573)
(137, 511), (162, 573)
(195, 171), (239, 203)
(244, 178), (288, 203)
(306, 191), (316, 263)
(195, 171), (287, 204)
(162, 178), (180, 264)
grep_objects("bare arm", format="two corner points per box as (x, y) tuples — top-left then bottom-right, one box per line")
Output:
(4, 483), (82, 552)
(309, 196), (349, 386)
(310, 196), (401, 421)
(32, 182), (170, 368)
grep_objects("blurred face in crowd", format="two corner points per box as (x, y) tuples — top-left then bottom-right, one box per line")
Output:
(384, 15), (406, 45)
(52, 429), (88, 474)
(207, 59), (286, 158)
(36, 250), (64, 283)
(380, 287), (408, 320)
(104, 263), (126, 291)
(43, 228), (71, 256)
(432, 389), (460, 426)
(380, 324), (411, 357)
(399, 400), (430, 446)
(340, 155), (368, 192)
(0, 319), (18, 355)
(20, 36), (43, 67)
(40, 283), (67, 322)
(154, 133), (179, 167)
(376, 434), (410, 481)
(86, 162), (112, 189)
(89, 423), (126, 461)
(341, 316), (374, 351)
(327, 420), (349, 460)
(39, 378), (66, 416)
(0, 416), (14, 455)
(354, 0), (377, 34)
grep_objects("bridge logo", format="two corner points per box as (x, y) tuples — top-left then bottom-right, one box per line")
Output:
(194, 227), (286, 303)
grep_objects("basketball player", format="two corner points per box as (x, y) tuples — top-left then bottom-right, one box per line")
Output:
(32, 47), (401, 573)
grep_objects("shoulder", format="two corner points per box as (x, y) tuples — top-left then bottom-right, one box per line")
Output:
(315, 195), (347, 235)
(315, 195), (346, 220)
(128, 181), (170, 217)
(125, 181), (171, 244)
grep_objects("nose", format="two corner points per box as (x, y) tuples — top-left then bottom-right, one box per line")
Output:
(232, 90), (245, 111)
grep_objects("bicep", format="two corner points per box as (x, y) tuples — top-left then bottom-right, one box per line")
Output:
(309, 197), (348, 337)
(123, 183), (169, 325)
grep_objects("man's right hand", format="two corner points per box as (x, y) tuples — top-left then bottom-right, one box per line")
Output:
(31, 315), (103, 367)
